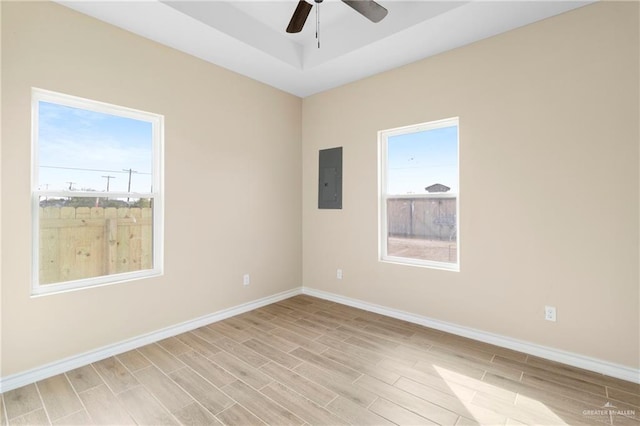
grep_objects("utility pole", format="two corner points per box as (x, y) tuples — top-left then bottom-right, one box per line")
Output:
(102, 175), (116, 192)
(123, 168), (138, 202)
(66, 182), (76, 191)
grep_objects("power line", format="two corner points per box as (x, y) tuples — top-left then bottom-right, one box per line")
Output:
(41, 165), (151, 175)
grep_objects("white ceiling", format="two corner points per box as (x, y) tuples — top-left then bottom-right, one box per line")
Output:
(57, 0), (593, 97)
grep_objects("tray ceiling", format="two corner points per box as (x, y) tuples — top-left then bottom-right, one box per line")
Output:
(57, 0), (593, 97)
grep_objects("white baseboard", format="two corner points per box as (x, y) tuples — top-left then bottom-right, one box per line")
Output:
(302, 287), (640, 384)
(0, 287), (303, 393)
(2, 285), (637, 393)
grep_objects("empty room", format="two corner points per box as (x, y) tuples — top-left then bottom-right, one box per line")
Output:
(1, 0), (639, 425)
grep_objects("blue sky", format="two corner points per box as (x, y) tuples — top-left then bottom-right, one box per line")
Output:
(37, 101), (153, 193)
(387, 125), (458, 194)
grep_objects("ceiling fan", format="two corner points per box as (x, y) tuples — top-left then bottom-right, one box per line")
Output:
(286, 0), (388, 33)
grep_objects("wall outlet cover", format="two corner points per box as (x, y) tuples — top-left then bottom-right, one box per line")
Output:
(544, 306), (557, 322)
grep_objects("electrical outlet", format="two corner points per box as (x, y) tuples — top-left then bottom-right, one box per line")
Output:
(544, 306), (557, 322)
(337, 269), (343, 280)
(243, 274), (250, 286)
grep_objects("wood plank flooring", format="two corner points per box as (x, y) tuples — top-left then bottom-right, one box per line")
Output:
(1, 295), (639, 425)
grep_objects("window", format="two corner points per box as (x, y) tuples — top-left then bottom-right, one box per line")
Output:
(31, 88), (164, 295)
(379, 117), (459, 270)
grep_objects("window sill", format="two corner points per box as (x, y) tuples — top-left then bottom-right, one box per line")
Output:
(380, 256), (459, 272)
(31, 269), (163, 297)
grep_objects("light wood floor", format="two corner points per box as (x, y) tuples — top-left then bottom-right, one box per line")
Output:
(1, 295), (639, 425)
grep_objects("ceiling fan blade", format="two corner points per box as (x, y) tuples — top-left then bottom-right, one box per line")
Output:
(286, 0), (313, 33)
(342, 0), (388, 23)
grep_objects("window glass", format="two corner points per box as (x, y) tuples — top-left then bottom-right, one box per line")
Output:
(380, 118), (459, 270)
(32, 89), (163, 294)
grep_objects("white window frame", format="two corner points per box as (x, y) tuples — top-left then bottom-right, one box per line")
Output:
(378, 117), (460, 271)
(31, 88), (164, 296)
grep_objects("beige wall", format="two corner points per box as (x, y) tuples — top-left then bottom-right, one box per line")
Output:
(1, 0), (638, 380)
(302, 2), (640, 368)
(1, 1), (302, 376)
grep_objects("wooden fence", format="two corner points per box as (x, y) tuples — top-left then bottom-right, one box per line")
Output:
(387, 197), (457, 241)
(39, 206), (152, 285)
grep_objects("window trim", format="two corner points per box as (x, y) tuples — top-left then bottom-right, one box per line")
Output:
(378, 117), (460, 271)
(31, 88), (165, 296)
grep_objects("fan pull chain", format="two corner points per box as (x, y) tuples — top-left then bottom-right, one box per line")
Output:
(315, 0), (320, 48)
